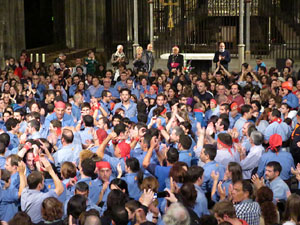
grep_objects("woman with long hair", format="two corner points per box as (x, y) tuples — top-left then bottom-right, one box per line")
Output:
(282, 194), (300, 225)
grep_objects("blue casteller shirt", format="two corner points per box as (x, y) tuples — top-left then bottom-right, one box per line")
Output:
(201, 161), (225, 193)
(0, 184), (19, 222)
(113, 101), (137, 118)
(121, 172), (142, 200)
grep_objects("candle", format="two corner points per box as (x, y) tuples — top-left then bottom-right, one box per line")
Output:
(36, 53), (39, 62)
(42, 53), (45, 63)
(30, 53), (33, 62)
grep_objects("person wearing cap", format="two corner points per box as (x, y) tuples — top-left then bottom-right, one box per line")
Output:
(167, 46), (183, 74)
(42, 101), (76, 137)
(213, 42), (231, 71)
(257, 134), (294, 182)
(281, 81), (299, 109)
(92, 161), (114, 216)
(113, 88), (137, 119)
(263, 109), (291, 146)
(215, 133), (240, 168)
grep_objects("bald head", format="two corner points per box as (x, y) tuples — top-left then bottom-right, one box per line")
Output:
(62, 128), (74, 144)
(84, 215), (101, 225)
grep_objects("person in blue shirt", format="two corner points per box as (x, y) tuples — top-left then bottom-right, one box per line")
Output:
(98, 91), (114, 117)
(178, 134), (193, 167)
(71, 92), (84, 122)
(281, 81), (299, 109)
(257, 134), (294, 181)
(200, 144), (225, 193)
(115, 71), (128, 91)
(254, 57), (267, 72)
(119, 157), (143, 200)
(253, 161), (290, 201)
(79, 115), (96, 147)
(68, 75), (81, 97)
(97, 78), (120, 101)
(0, 161), (26, 222)
(113, 88), (137, 119)
(42, 101), (76, 138)
(187, 166), (209, 218)
(26, 119), (41, 140)
(234, 104), (253, 140)
(0, 142), (6, 169)
(126, 78), (140, 100)
(148, 94), (170, 121)
(5, 118), (20, 151)
(5, 154), (21, 190)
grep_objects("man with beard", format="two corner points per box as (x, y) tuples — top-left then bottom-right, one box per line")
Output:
(113, 88), (137, 119)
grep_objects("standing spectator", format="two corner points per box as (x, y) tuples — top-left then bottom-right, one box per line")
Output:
(85, 50), (98, 75)
(167, 46), (184, 74)
(213, 42), (231, 71)
(143, 44), (155, 76)
(111, 45), (129, 70)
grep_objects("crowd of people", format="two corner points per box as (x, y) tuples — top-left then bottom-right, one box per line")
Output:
(0, 42), (300, 225)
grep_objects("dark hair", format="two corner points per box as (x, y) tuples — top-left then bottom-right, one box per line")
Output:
(111, 205), (129, 225)
(75, 181), (89, 193)
(0, 133), (10, 148)
(179, 182), (197, 208)
(105, 189), (127, 216)
(271, 109), (281, 118)
(114, 123), (126, 135)
(81, 158), (96, 177)
(5, 118), (19, 131)
(218, 133), (233, 146)
(179, 134), (192, 150)
(241, 104), (252, 116)
(67, 195), (87, 219)
(187, 166), (204, 183)
(83, 115), (94, 127)
(0, 169), (11, 183)
(266, 161), (282, 174)
(0, 142), (6, 155)
(27, 171), (43, 189)
(228, 162), (243, 184)
(219, 117), (229, 131)
(119, 88), (131, 95)
(109, 178), (129, 195)
(203, 144), (217, 160)
(234, 180), (253, 197)
(8, 212), (32, 225)
(16, 95), (25, 104)
(213, 201), (236, 219)
(166, 147), (179, 164)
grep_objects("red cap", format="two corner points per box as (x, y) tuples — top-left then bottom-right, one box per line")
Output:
(210, 99), (217, 105)
(230, 102), (238, 110)
(282, 81), (293, 91)
(96, 161), (111, 170)
(117, 141), (131, 159)
(55, 101), (66, 109)
(96, 129), (108, 144)
(267, 134), (282, 154)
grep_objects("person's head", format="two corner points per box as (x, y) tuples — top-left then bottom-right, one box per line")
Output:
(0, 133), (10, 148)
(241, 104), (253, 119)
(226, 162), (243, 183)
(61, 161), (77, 179)
(250, 131), (264, 146)
(62, 128), (74, 145)
(5, 117), (19, 132)
(219, 42), (225, 52)
(27, 119), (40, 133)
(169, 162), (188, 184)
(231, 180), (253, 203)
(111, 205), (129, 225)
(163, 202), (190, 225)
(219, 103), (229, 115)
(24, 150), (35, 171)
(67, 194), (87, 219)
(27, 171), (44, 190)
(197, 81), (207, 94)
(172, 46), (179, 55)
(283, 194), (300, 223)
(92, 76), (100, 87)
(80, 158), (96, 178)
(110, 178), (129, 194)
(213, 201), (237, 224)
(41, 197), (63, 222)
(120, 88), (131, 103)
(117, 45), (124, 53)
(8, 212), (32, 225)
(81, 102), (91, 116)
(54, 101), (66, 120)
(74, 92), (84, 105)
(166, 147), (179, 164)
(156, 93), (166, 106)
(5, 154), (20, 173)
(178, 134), (192, 151)
(187, 165), (204, 185)
(75, 181), (90, 197)
(83, 115), (94, 127)
(200, 144), (217, 162)
(271, 108), (281, 120)
(230, 84), (239, 96)
(217, 133), (233, 150)
(96, 161), (112, 182)
(170, 126), (184, 143)
(179, 182), (197, 208)
(265, 161), (281, 182)
(215, 117), (229, 132)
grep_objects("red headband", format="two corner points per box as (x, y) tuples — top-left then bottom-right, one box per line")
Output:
(230, 102), (238, 110)
(96, 161), (111, 170)
(117, 141), (131, 160)
(55, 101), (66, 109)
(266, 134), (282, 154)
(217, 138), (233, 156)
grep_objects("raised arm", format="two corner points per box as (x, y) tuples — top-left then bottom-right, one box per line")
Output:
(17, 161), (27, 198)
(96, 132), (117, 159)
(142, 137), (158, 168)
